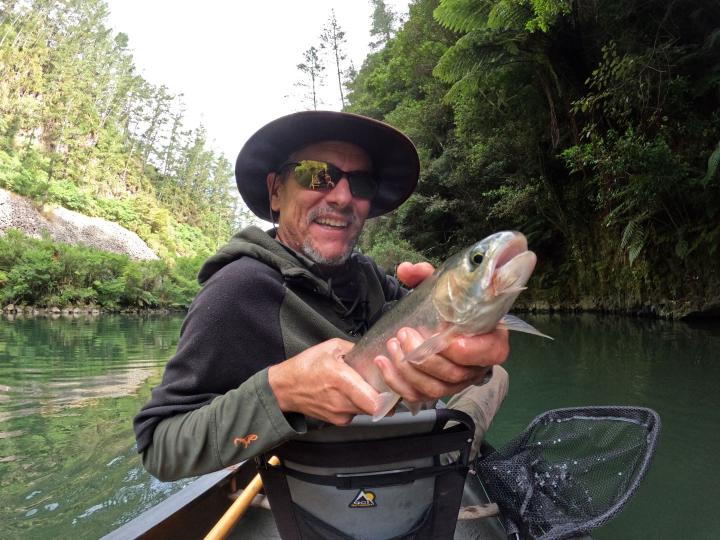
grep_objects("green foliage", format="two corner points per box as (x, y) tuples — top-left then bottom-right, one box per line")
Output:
(702, 142), (720, 186)
(0, 229), (201, 309)
(47, 179), (93, 211)
(359, 219), (430, 271)
(347, 0), (720, 315)
(0, 148), (48, 197)
(0, 0), (237, 262)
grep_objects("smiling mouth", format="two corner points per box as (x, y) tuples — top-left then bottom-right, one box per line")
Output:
(313, 216), (350, 229)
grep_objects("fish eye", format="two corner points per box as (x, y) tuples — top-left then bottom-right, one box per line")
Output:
(470, 250), (484, 266)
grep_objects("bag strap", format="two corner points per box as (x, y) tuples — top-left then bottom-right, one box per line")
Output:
(257, 457), (302, 540)
(276, 424), (472, 468)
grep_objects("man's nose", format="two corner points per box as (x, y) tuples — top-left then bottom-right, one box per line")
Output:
(324, 177), (353, 207)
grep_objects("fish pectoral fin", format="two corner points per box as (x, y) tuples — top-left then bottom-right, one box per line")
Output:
(407, 401), (424, 416)
(373, 392), (402, 422)
(403, 331), (453, 365)
(499, 314), (554, 339)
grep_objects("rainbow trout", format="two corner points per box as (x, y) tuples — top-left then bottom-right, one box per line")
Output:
(342, 231), (550, 420)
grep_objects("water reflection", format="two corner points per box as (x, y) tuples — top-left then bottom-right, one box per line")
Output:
(1, 314), (719, 538)
(0, 315), (190, 539)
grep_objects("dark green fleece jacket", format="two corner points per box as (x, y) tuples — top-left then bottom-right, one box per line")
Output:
(134, 226), (405, 481)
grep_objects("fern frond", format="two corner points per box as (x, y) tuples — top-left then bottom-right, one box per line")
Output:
(433, 29), (495, 83)
(701, 141), (720, 186)
(620, 219), (641, 250)
(434, 0), (491, 33)
(702, 28), (720, 51)
(628, 243), (643, 265)
(442, 68), (484, 104)
(620, 216), (648, 265)
(487, 0), (530, 31)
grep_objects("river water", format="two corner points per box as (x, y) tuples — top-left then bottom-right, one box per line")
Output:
(0, 313), (718, 539)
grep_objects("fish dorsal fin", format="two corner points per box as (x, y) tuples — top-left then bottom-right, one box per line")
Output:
(498, 314), (553, 339)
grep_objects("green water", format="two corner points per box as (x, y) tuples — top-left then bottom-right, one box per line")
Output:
(1, 313), (719, 539)
(0, 315), (191, 539)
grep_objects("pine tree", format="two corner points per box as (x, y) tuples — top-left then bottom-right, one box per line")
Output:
(321, 9), (349, 108)
(296, 46), (324, 111)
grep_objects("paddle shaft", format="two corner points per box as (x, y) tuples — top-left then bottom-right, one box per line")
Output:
(204, 455), (280, 540)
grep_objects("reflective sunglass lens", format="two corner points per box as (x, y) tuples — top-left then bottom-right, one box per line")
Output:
(291, 160), (376, 198)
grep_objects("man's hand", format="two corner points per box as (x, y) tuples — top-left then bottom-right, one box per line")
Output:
(375, 262), (510, 404)
(268, 338), (379, 425)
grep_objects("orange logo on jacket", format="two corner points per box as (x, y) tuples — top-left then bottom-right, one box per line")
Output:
(233, 434), (258, 449)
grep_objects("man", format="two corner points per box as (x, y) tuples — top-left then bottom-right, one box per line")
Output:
(134, 111), (509, 481)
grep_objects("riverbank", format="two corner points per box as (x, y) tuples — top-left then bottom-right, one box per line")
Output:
(517, 296), (720, 320)
(1, 304), (182, 319)
(5, 298), (718, 322)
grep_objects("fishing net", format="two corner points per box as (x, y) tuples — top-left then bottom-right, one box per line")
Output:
(476, 406), (660, 540)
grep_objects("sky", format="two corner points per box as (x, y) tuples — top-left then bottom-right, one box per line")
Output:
(105, 1), (411, 164)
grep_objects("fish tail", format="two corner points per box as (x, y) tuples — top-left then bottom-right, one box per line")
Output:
(372, 391), (402, 421)
(407, 401), (422, 415)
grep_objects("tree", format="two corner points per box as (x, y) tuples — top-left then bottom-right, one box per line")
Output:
(296, 46), (325, 110)
(369, 0), (397, 50)
(0, 0), (239, 259)
(321, 9), (350, 108)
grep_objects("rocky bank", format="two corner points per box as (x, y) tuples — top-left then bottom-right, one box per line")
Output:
(0, 188), (158, 260)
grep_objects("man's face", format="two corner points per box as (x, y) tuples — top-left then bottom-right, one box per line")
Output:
(268, 141), (373, 266)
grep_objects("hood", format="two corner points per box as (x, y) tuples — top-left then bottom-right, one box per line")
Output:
(198, 226), (343, 298)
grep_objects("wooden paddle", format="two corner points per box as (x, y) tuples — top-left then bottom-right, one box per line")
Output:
(204, 455), (280, 540)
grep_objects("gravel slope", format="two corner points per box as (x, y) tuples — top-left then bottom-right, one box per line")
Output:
(0, 188), (158, 260)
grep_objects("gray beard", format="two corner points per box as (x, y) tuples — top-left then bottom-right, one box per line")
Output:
(301, 237), (355, 267)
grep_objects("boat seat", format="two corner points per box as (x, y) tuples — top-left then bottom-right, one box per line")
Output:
(257, 408), (475, 540)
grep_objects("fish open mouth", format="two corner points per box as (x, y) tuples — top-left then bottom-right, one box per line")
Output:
(488, 234), (536, 294)
(493, 234), (529, 270)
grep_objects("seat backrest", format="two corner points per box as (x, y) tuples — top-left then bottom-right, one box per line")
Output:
(258, 408), (475, 540)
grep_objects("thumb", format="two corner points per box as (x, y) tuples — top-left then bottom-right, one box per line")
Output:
(337, 363), (380, 416)
(396, 262), (435, 288)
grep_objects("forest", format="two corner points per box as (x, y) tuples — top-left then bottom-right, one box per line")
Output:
(0, 0), (240, 308)
(1, 0), (719, 316)
(350, 0), (720, 318)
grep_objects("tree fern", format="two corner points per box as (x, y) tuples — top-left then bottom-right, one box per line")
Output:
(487, 1), (530, 31)
(433, 29), (503, 83)
(434, 0), (491, 33)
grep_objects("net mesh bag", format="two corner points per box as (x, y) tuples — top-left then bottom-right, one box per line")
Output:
(476, 406), (660, 539)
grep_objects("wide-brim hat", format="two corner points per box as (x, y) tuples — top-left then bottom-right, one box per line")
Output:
(235, 111), (420, 220)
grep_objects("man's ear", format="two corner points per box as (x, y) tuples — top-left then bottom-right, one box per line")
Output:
(267, 172), (281, 213)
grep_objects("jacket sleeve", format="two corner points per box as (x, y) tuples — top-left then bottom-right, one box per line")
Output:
(134, 258), (298, 479)
(142, 368), (307, 481)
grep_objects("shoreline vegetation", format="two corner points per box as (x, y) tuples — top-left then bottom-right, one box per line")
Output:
(1, 0), (719, 321)
(0, 229), (203, 312)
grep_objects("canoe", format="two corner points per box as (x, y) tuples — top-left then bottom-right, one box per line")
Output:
(102, 457), (511, 539)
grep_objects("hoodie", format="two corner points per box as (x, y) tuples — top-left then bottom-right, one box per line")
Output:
(133, 226), (405, 480)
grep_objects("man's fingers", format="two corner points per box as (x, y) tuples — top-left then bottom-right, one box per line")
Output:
(441, 328), (510, 366)
(392, 327), (488, 399)
(374, 354), (424, 403)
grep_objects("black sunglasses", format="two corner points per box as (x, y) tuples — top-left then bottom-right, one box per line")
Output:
(278, 160), (378, 200)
